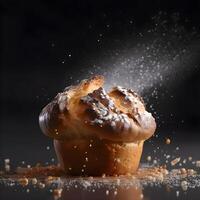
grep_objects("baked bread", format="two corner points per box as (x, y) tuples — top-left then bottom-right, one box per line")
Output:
(39, 75), (156, 176)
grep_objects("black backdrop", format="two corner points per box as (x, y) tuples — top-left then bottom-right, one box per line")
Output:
(0, 0), (200, 167)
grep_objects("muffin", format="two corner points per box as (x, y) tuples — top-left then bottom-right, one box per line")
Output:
(39, 75), (156, 176)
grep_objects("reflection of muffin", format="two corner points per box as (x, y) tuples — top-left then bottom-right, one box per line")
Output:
(60, 182), (143, 200)
(39, 75), (156, 176)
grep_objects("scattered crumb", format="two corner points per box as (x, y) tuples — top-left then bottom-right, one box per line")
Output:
(187, 169), (196, 176)
(101, 173), (106, 178)
(180, 168), (187, 174)
(31, 178), (37, 185)
(188, 157), (192, 161)
(181, 180), (188, 191)
(153, 160), (158, 165)
(165, 138), (171, 145)
(45, 176), (55, 184)
(147, 156), (152, 162)
(196, 161), (200, 168)
(46, 146), (50, 150)
(18, 178), (29, 186)
(53, 188), (63, 199)
(4, 159), (10, 164)
(171, 157), (181, 166)
(38, 182), (45, 189)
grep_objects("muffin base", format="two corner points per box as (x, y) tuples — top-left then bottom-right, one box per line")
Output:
(54, 138), (144, 176)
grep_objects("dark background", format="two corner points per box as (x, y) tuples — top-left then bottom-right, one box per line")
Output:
(0, 1), (200, 200)
(0, 0), (200, 167)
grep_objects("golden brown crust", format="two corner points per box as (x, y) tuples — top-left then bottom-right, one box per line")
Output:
(39, 75), (156, 142)
(39, 75), (105, 140)
(54, 139), (144, 176)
